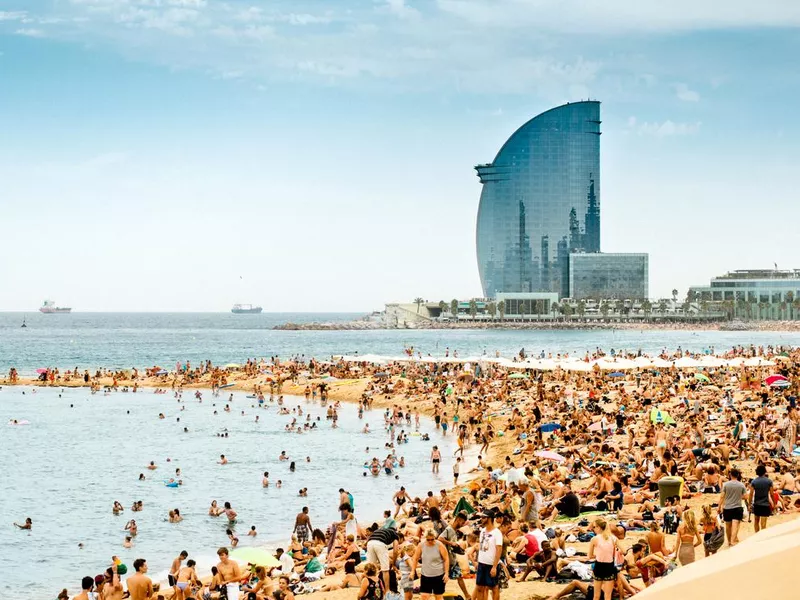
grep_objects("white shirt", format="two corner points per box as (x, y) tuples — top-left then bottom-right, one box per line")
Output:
(531, 528), (548, 548)
(477, 527), (503, 566)
(279, 552), (295, 573)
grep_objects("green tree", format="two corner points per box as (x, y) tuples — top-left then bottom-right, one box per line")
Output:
(641, 300), (652, 320)
(414, 297), (424, 313)
(438, 300), (447, 317)
(551, 302), (560, 321)
(682, 301), (691, 316)
(658, 299), (667, 316)
(562, 303), (573, 320)
(600, 301), (610, 319)
(577, 300), (586, 319)
(686, 289), (698, 303)
(615, 299), (624, 317)
(498, 300), (506, 320)
(450, 299), (459, 319)
(469, 299), (478, 319)
(487, 301), (497, 320)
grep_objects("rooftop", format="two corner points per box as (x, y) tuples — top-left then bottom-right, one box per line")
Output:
(713, 269), (800, 281)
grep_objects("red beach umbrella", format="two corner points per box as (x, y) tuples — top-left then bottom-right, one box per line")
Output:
(765, 374), (788, 386)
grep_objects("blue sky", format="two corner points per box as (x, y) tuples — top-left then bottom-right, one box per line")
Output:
(1, 1), (799, 311)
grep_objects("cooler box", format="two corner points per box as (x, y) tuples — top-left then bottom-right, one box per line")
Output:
(657, 476), (684, 507)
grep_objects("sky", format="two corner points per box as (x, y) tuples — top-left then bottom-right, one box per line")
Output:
(1, 1), (799, 312)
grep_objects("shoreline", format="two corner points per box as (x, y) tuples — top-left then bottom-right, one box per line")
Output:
(273, 320), (800, 332)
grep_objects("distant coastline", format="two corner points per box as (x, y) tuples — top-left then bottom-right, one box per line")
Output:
(273, 319), (800, 332)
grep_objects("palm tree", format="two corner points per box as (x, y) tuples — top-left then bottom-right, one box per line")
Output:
(450, 299), (459, 320)
(600, 301), (610, 319)
(641, 300), (652, 321)
(672, 289), (678, 302)
(658, 299), (667, 317)
(487, 301), (497, 321)
(577, 300), (586, 319)
(438, 300), (447, 317)
(562, 303), (573, 320)
(498, 300), (506, 321)
(469, 299), (478, 319)
(414, 297), (424, 313)
(551, 302), (560, 321)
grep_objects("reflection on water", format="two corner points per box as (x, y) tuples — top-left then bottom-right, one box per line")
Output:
(0, 387), (457, 599)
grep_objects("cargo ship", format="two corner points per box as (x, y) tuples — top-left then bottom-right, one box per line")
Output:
(39, 300), (72, 314)
(231, 304), (263, 314)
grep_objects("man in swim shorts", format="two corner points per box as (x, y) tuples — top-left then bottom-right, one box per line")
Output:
(217, 547), (243, 600)
(126, 559), (153, 600)
(294, 506), (313, 542)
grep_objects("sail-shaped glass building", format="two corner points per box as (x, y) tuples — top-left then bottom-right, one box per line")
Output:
(475, 101), (601, 298)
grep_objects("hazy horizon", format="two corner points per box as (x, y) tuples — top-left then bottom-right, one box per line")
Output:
(2, 1), (799, 311)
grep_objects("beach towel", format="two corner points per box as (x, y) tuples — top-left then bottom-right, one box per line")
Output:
(555, 510), (606, 523)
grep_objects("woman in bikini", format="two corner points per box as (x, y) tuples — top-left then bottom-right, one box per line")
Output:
(675, 509), (702, 565)
(174, 559), (199, 600)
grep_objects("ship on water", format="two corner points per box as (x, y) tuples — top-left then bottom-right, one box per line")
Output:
(39, 300), (72, 314)
(231, 303), (263, 314)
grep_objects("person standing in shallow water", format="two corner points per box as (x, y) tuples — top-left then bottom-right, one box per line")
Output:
(431, 446), (441, 474)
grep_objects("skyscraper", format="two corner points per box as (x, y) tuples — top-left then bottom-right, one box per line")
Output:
(475, 101), (601, 298)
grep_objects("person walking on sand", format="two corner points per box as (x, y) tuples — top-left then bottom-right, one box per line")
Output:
(431, 446), (441, 474)
(749, 464), (775, 533)
(718, 468), (747, 546)
(294, 506), (312, 542)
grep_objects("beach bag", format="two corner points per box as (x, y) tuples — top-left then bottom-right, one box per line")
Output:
(704, 527), (724, 553)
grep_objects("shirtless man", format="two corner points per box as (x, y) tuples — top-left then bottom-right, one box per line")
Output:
(217, 547), (243, 600)
(127, 559), (154, 600)
(169, 551), (188, 590)
(73, 576), (96, 600)
(294, 507), (313, 543)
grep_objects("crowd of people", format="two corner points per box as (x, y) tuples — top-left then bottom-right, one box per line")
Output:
(9, 344), (800, 600)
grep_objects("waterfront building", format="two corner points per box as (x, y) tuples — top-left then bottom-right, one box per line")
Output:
(475, 101), (601, 298)
(689, 269), (800, 319)
(568, 253), (648, 300)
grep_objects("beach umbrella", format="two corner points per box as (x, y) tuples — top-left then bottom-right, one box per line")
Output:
(632, 518), (800, 600)
(765, 374), (789, 386)
(539, 423), (562, 433)
(673, 356), (701, 368)
(744, 357), (775, 367)
(155, 369), (168, 376)
(609, 371), (625, 377)
(534, 450), (566, 462)
(36, 368), (47, 374)
(694, 373), (711, 383)
(649, 408), (676, 426)
(503, 467), (527, 484)
(771, 380), (791, 389)
(509, 372), (529, 380)
(230, 547), (281, 568)
(224, 363), (241, 369)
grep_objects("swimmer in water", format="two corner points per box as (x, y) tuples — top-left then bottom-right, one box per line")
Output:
(248, 525), (257, 537)
(279, 451), (289, 461)
(147, 461), (157, 470)
(227, 528), (239, 547)
(219, 454), (228, 465)
(123, 536), (133, 548)
(14, 517), (32, 530)
(262, 472), (270, 487)
(124, 519), (138, 536)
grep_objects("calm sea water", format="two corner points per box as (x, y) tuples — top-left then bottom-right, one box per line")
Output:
(3, 312), (800, 599)
(2, 312), (800, 374)
(1, 386), (458, 600)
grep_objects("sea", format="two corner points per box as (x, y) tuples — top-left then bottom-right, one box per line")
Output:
(3, 312), (800, 599)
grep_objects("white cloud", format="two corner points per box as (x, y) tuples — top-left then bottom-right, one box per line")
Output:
(0, 11), (27, 22)
(15, 28), (46, 37)
(385, 0), (421, 20)
(436, 0), (800, 33)
(675, 82), (700, 102)
(636, 119), (702, 137)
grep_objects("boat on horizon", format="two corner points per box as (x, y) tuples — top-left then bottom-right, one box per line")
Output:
(39, 300), (71, 314)
(231, 304), (263, 314)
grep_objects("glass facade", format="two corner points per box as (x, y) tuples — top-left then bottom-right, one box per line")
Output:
(476, 101), (601, 298)
(568, 253), (648, 300)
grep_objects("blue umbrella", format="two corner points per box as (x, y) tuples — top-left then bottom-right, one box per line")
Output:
(539, 423), (562, 433)
(609, 371), (625, 377)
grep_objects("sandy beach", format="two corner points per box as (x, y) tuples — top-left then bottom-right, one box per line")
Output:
(5, 346), (800, 600)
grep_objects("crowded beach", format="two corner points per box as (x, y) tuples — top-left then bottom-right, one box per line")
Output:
(6, 342), (800, 600)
